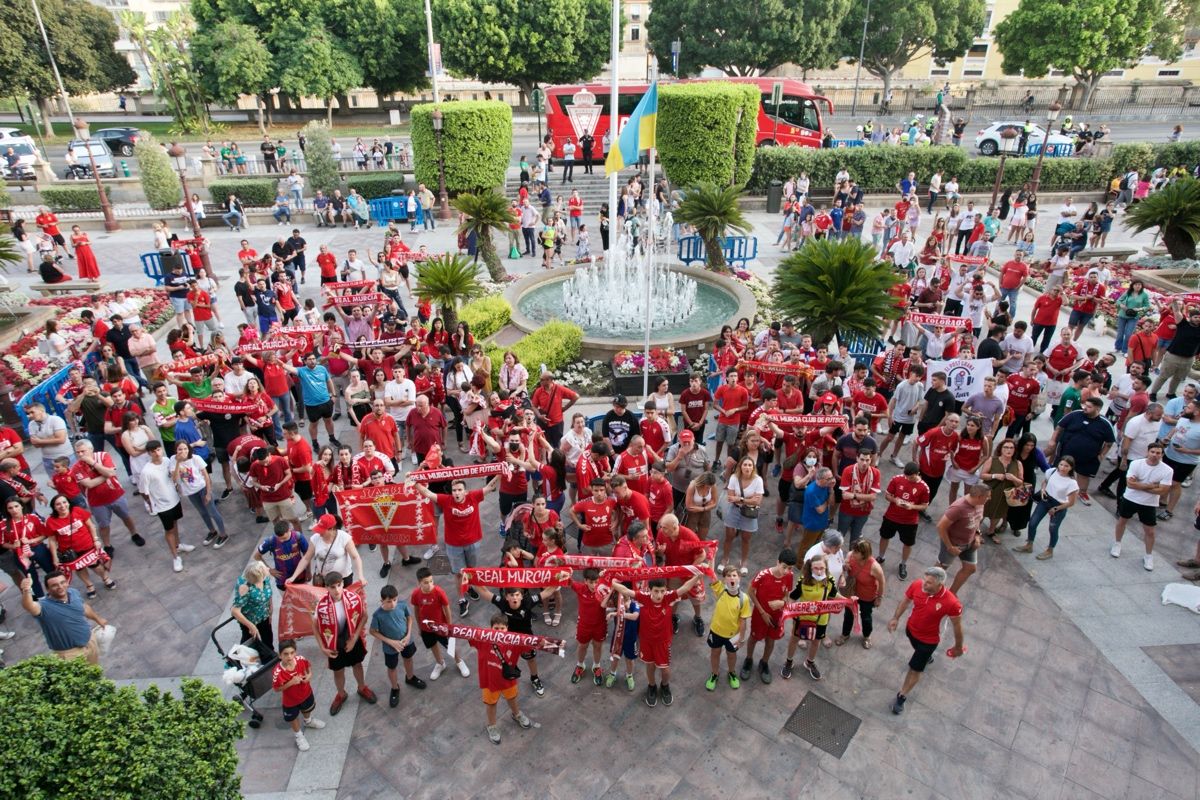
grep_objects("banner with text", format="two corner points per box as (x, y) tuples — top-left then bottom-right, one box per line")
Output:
(925, 358), (994, 402)
(335, 484), (437, 546)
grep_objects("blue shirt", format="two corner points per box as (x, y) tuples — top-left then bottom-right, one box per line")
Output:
(830, 207), (844, 229)
(1166, 417), (1200, 466)
(172, 417), (211, 460)
(258, 531), (310, 588)
(801, 482), (831, 531)
(36, 588), (93, 651)
(297, 365), (331, 404)
(1160, 397), (1188, 439)
(370, 603), (412, 654)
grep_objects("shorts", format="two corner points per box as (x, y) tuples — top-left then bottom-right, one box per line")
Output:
(785, 502), (806, 526)
(639, 637), (671, 669)
(1070, 456), (1100, 479)
(520, 649), (536, 661)
(937, 539), (979, 565)
(906, 629), (938, 672)
(482, 684), (518, 704)
(1164, 455), (1196, 484)
(305, 401), (334, 423)
(706, 631), (738, 653)
(880, 517), (918, 547)
(169, 297), (190, 314)
(890, 421), (915, 436)
(383, 641), (418, 669)
(91, 495), (131, 528)
(777, 478), (793, 504)
(282, 693), (315, 721)
(295, 480), (313, 502)
(156, 502), (183, 531)
(1067, 310), (1094, 329)
(197, 317), (220, 334)
(420, 632), (449, 651)
(1159, 337), (1174, 349)
(944, 464), (980, 485)
(447, 541), (480, 573)
(327, 637), (367, 671)
(214, 445), (230, 465)
(792, 620), (827, 640)
(714, 422), (741, 447)
(576, 621), (607, 644)
(1117, 496), (1159, 527)
(263, 498), (297, 522)
(750, 611), (786, 642)
(320, 275), (337, 285)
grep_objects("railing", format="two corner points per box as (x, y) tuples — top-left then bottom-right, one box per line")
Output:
(211, 152), (413, 177)
(15, 361), (77, 429)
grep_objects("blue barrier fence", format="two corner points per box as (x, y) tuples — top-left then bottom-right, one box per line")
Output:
(676, 235), (759, 267)
(369, 197), (412, 225)
(141, 252), (196, 286)
(832, 139), (866, 148)
(15, 361), (78, 430)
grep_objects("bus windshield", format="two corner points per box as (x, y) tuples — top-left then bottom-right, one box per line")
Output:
(764, 94), (820, 131)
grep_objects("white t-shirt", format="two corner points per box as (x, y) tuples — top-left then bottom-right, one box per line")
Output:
(1040, 468), (1079, 504)
(1121, 413), (1159, 461)
(1124, 458), (1173, 507)
(1059, 203), (1077, 220)
(309, 529), (356, 579)
(169, 454), (209, 497)
(888, 240), (916, 265)
(958, 212), (977, 231)
(945, 180), (959, 195)
(138, 460), (181, 513)
(384, 378), (416, 421)
(804, 542), (846, 582)
(27, 414), (73, 458)
(223, 369), (252, 397)
(727, 474), (764, 502)
(1109, 374), (1135, 415)
(929, 174), (942, 193)
(1048, 254), (1071, 278)
(1001, 334), (1035, 373)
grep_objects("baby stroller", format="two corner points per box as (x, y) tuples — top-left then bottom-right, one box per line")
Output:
(211, 616), (278, 729)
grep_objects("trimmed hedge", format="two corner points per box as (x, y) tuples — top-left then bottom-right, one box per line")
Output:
(1110, 141), (1200, 177)
(135, 135), (182, 210)
(411, 101), (511, 193)
(208, 179), (277, 207)
(344, 172), (407, 200)
(486, 320), (582, 386)
(302, 121), (339, 195)
(659, 83), (760, 189)
(40, 186), (113, 212)
(953, 156), (1112, 193)
(459, 295), (512, 341)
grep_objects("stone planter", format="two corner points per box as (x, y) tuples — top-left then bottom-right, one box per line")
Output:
(612, 368), (690, 397)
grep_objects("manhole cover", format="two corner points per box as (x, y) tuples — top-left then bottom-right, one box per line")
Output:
(783, 692), (861, 758)
(427, 553), (452, 576)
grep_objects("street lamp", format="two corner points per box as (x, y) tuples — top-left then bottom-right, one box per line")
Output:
(990, 127), (1020, 211)
(431, 108), (451, 221)
(71, 118), (120, 232)
(1030, 101), (1062, 193)
(167, 143), (210, 270)
(670, 40), (681, 76)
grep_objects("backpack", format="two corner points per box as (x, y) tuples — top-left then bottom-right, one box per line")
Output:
(1118, 175), (1130, 191)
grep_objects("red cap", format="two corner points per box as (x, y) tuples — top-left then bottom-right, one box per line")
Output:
(312, 513), (338, 533)
(820, 392), (841, 407)
(678, 429), (695, 442)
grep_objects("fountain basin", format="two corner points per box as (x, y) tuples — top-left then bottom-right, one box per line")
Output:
(506, 264), (756, 362)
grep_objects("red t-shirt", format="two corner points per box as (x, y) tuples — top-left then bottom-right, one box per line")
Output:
(287, 437), (314, 483)
(639, 417), (668, 456)
(70, 453), (124, 506)
(1005, 374), (1039, 416)
(613, 450), (650, 495)
(472, 639), (523, 691)
(838, 465), (881, 517)
(44, 507), (95, 553)
(571, 580), (606, 629)
(317, 252), (337, 278)
(883, 475), (929, 525)
(633, 589), (680, 646)
(1045, 343), (1079, 377)
(952, 436), (986, 472)
(660, 525), (703, 566)
(0, 427), (29, 472)
(905, 580), (962, 644)
(572, 497), (616, 548)
(498, 455), (527, 495)
(188, 289), (213, 322)
(407, 408), (446, 456)
(568, 197), (583, 218)
(272, 655), (314, 707)
(50, 470), (82, 499)
(1070, 280), (1106, 314)
(1156, 311), (1177, 341)
(358, 414), (398, 459)
(777, 386), (805, 413)
(998, 260), (1029, 290)
(1031, 293), (1063, 327)
(850, 391), (889, 431)
(263, 362), (290, 397)
(531, 382), (578, 426)
(750, 567), (794, 614)
(575, 455), (610, 494)
(714, 384), (749, 426)
(679, 387), (712, 427)
(646, 478), (674, 523)
(436, 489), (484, 547)
(615, 490), (651, 534)
(250, 455), (294, 502)
(35, 212), (61, 235)
(410, 585), (450, 624)
(917, 427), (959, 477)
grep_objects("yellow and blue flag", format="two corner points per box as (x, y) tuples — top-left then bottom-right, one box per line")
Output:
(605, 82), (657, 175)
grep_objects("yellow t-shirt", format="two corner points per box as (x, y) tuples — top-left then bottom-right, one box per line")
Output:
(709, 581), (752, 639)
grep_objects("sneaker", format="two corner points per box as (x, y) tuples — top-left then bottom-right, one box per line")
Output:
(1078, 492), (1092, 506)
(467, 587), (480, 601)
(739, 566), (748, 575)
(512, 711), (532, 729)
(645, 684), (658, 707)
(405, 675), (427, 690)
(213, 534), (229, 549)
(389, 688), (400, 708)
(804, 660), (822, 680)
(531, 675), (546, 696)
(400, 556), (421, 566)
(781, 660), (794, 680)
(1097, 487), (1118, 499)
(430, 661), (446, 680)
(660, 684), (673, 706)
(897, 562), (907, 580)
(487, 724), (501, 744)
(759, 661), (772, 685)
(739, 658), (753, 681)
(357, 686), (377, 704)
(0, 631), (15, 640)
(412, 452), (418, 465)
(220, 488), (233, 500)
(919, 511), (933, 522)
(605, 672), (616, 688)
(329, 691), (348, 716)
(1185, 476), (1193, 488)
(672, 614), (679, 634)
(379, 562), (391, 578)
(1036, 548), (1054, 560)
(890, 456), (905, 469)
(593, 667), (603, 686)
(172, 556), (183, 573)
(176, 543), (195, 553)
(771, 463), (781, 477)
(1143, 554), (1154, 571)
(571, 665), (584, 684)
(303, 717), (325, 729)
(892, 693), (907, 715)
(295, 732), (310, 751)
(625, 674), (635, 692)
(1157, 509), (1173, 521)
(1013, 542), (1033, 553)
(692, 616), (705, 637)
(456, 659), (470, 678)
(422, 544), (440, 560)
(459, 598), (469, 617)
(202, 530), (218, 546)
(876, 556), (886, 566)
(705, 674), (718, 691)
(1109, 541), (1122, 558)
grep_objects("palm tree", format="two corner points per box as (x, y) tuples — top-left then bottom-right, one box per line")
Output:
(673, 182), (749, 272)
(412, 254), (486, 332)
(1124, 178), (1200, 260)
(452, 191), (517, 283)
(772, 238), (904, 345)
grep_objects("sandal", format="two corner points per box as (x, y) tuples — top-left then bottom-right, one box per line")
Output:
(833, 636), (849, 647)
(543, 612), (553, 625)
(552, 613), (562, 627)
(85, 587), (97, 599)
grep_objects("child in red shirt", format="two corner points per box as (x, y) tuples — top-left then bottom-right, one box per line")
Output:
(611, 573), (703, 707)
(569, 568), (608, 686)
(471, 615), (536, 744)
(51, 456), (87, 510)
(409, 568), (469, 679)
(272, 639), (327, 751)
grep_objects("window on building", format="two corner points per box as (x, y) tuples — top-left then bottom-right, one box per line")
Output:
(967, 44), (988, 58)
(630, 27), (640, 41)
(154, 10), (169, 21)
(1102, 69), (1125, 77)
(350, 95), (359, 107)
(982, 9), (993, 33)
(498, 93), (505, 102)
(963, 70), (983, 76)
(1159, 69), (1181, 76)
(472, 93), (479, 100)
(629, 4), (641, 19)
(930, 68), (950, 76)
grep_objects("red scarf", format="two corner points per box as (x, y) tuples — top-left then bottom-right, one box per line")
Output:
(321, 280), (377, 292)
(780, 598), (857, 620)
(59, 547), (111, 579)
(908, 312), (970, 329)
(409, 462), (509, 483)
(768, 413), (847, 428)
(192, 398), (258, 415)
(235, 336), (309, 355)
(164, 354), (221, 374)
(314, 589), (365, 652)
(460, 567), (570, 594)
(739, 360), (815, 378)
(541, 554), (642, 570)
(420, 620), (565, 656)
(325, 292), (387, 307)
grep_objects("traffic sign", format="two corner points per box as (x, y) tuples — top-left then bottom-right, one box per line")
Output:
(531, 88), (545, 113)
(771, 81), (784, 108)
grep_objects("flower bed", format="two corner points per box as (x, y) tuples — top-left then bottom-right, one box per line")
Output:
(0, 290), (172, 389)
(612, 347), (690, 396)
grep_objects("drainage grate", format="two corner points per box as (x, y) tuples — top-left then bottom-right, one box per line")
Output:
(783, 692), (862, 758)
(427, 553), (452, 576)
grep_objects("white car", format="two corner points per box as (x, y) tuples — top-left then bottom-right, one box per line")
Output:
(974, 121), (1074, 157)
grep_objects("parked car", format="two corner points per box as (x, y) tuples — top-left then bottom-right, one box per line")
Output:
(1, 137), (39, 180)
(91, 127), (144, 156)
(65, 140), (116, 178)
(974, 121), (1074, 157)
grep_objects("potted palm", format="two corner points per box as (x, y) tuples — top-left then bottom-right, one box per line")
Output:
(411, 254), (486, 332)
(452, 190), (517, 283)
(673, 182), (749, 272)
(1123, 178), (1200, 260)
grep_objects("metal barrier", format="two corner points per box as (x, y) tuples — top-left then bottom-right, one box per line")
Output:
(676, 235), (759, 267)
(369, 196), (411, 225)
(832, 139), (866, 148)
(141, 251), (197, 286)
(15, 361), (78, 429)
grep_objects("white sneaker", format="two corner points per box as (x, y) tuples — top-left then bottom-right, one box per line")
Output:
(412, 452), (418, 465)
(177, 543), (196, 553)
(423, 544), (440, 560)
(1109, 542), (1121, 558)
(1143, 554), (1154, 571)
(456, 659), (471, 678)
(172, 556), (184, 573)
(0, 631), (15, 640)
(447, 638), (456, 658)
(891, 456), (906, 469)
(430, 661), (446, 680)
(304, 717), (325, 729)
(295, 732), (310, 751)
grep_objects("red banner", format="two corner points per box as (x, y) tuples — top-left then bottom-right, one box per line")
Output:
(343, 338), (411, 352)
(767, 413), (847, 427)
(460, 567), (571, 592)
(907, 312), (970, 328)
(335, 484), (437, 546)
(235, 336), (309, 355)
(1174, 293), (1200, 306)
(408, 462), (509, 483)
(947, 255), (987, 267)
(326, 292), (387, 307)
(191, 398), (258, 415)
(541, 554), (642, 570)
(739, 360), (815, 378)
(419, 620), (565, 656)
(278, 581), (367, 640)
(163, 354), (221, 374)
(59, 548), (111, 580)
(322, 280), (377, 293)
(779, 598), (858, 620)
(279, 324), (329, 335)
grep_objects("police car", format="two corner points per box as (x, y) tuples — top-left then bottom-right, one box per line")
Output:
(974, 122), (1074, 157)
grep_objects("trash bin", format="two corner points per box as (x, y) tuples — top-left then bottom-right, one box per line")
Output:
(160, 250), (186, 273)
(766, 180), (783, 214)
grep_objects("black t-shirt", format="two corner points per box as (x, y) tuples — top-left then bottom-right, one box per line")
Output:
(261, 141), (275, 159)
(272, 241), (295, 263)
(200, 411), (245, 448)
(490, 593), (541, 635)
(79, 395), (108, 435)
(287, 236), (307, 266)
(234, 279), (254, 307)
(602, 409), (636, 453)
(919, 388), (956, 430)
(166, 272), (190, 299)
(977, 337), (1004, 362)
(105, 326), (133, 358)
(1168, 319), (1200, 358)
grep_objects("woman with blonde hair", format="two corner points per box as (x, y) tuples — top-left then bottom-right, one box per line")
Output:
(232, 560), (274, 653)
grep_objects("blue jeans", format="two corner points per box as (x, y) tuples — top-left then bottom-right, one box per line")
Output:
(836, 511), (869, 544)
(1114, 316), (1138, 353)
(290, 189), (303, 209)
(1027, 495), (1067, 549)
(272, 392), (295, 428)
(186, 490), (226, 536)
(999, 286), (1021, 315)
(222, 210), (245, 229)
(273, 208), (291, 223)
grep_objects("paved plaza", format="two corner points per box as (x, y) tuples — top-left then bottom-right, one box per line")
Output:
(0, 200), (1198, 799)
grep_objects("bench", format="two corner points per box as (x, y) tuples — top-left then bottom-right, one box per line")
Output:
(1144, 245), (1168, 257)
(30, 280), (103, 297)
(1076, 248), (1138, 262)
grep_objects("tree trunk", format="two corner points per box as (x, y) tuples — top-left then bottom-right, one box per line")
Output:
(1080, 74), (1103, 112)
(37, 97), (55, 139)
(1163, 225), (1197, 260)
(326, 98), (334, 126)
(440, 302), (459, 334)
(477, 229), (508, 282)
(256, 96), (266, 135)
(704, 234), (726, 271)
(335, 94), (350, 116)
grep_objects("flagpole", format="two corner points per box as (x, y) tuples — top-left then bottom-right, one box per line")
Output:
(642, 143), (656, 398)
(607, 0), (619, 253)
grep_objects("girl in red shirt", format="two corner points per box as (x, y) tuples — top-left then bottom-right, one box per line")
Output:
(945, 417), (991, 504)
(44, 495), (114, 595)
(311, 446), (335, 518)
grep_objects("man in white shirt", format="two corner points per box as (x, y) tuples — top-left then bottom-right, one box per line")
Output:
(1098, 403), (1162, 499)
(1111, 440), (1174, 570)
(1000, 322), (1035, 374)
(943, 177), (960, 207)
(562, 138), (576, 184)
(1058, 198), (1077, 223)
(384, 373), (416, 457)
(926, 170), (943, 213)
(954, 202), (976, 255)
(137, 441), (194, 573)
(223, 357), (253, 397)
(888, 230), (916, 268)
(26, 402), (74, 475)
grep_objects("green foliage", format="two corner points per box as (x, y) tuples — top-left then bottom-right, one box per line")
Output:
(191, 20), (272, 106)
(486, 321), (583, 386)
(134, 136), (183, 211)
(1122, 178), (1200, 260)
(658, 83), (760, 188)
(344, 173), (407, 200)
(453, 190), (516, 282)
(121, 10), (208, 133)
(952, 155), (1113, 192)
(459, 295), (513, 340)
(647, 0), (849, 76)
(411, 102), (512, 193)
(0, 234), (20, 271)
(0, 182), (11, 209)
(412, 253), (487, 331)
(433, 0), (612, 93)
(773, 238), (903, 344)
(673, 182), (750, 271)
(301, 121), (340, 195)
(274, 21), (363, 116)
(0, 656), (242, 800)
(208, 179), (278, 207)
(40, 186), (112, 212)
(1109, 143), (1156, 178)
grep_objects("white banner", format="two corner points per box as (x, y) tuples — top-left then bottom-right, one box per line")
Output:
(926, 359), (993, 403)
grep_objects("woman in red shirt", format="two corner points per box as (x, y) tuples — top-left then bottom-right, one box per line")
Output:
(426, 317), (450, 351)
(945, 417), (991, 504)
(244, 377), (279, 444)
(44, 494), (114, 595)
(1, 498), (52, 594)
(312, 445), (335, 518)
(1126, 317), (1159, 371)
(451, 322), (475, 357)
(1030, 285), (1065, 354)
(1154, 302), (1177, 371)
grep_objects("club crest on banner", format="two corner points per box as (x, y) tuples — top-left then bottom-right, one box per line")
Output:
(335, 484), (437, 546)
(566, 88), (601, 140)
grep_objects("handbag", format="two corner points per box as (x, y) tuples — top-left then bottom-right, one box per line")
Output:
(310, 538), (336, 587)
(841, 559), (857, 598)
(495, 646), (521, 680)
(738, 480), (759, 519)
(1005, 484), (1031, 508)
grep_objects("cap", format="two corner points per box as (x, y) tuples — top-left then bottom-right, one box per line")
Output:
(820, 392), (841, 406)
(312, 513), (338, 533)
(678, 429), (695, 443)
(612, 394), (627, 407)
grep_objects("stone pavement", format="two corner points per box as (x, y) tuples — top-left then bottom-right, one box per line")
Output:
(0, 202), (1198, 799)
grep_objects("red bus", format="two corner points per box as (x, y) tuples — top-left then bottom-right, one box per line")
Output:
(543, 77), (833, 158)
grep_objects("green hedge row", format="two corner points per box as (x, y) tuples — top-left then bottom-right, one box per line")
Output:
(1109, 142), (1200, 177)
(659, 83), (760, 189)
(411, 101), (511, 193)
(344, 173), (407, 201)
(486, 320), (582, 386)
(208, 178), (277, 207)
(459, 295), (512, 340)
(40, 186), (113, 212)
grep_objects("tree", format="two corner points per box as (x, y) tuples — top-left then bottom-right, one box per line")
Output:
(836, 0), (986, 100)
(433, 0), (611, 98)
(452, 191), (517, 283)
(994, 0), (1185, 110)
(0, 656), (242, 799)
(273, 21), (363, 125)
(413, 254), (487, 331)
(773, 239), (903, 345)
(301, 121), (340, 194)
(120, 10), (208, 133)
(1123, 178), (1200, 260)
(191, 21), (273, 133)
(0, 0), (135, 137)
(136, 136), (183, 210)
(672, 183), (749, 271)
(647, 0), (849, 77)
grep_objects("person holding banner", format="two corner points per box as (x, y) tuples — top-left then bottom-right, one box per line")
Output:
(408, 477), (499, 617)
(44, 495), (114, 597)
(887, 566), (964, 715)
(609, 570), (704, 709)
(782, 554), (838, 681)
(311, 571), (377, 715)
(468, 577), (565, 698)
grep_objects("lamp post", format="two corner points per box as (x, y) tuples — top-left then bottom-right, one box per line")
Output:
(167, 143), (210, 270)
(431, 108), (451, 221)
(989, 127), (1020, 211)
(1029, 101), (1062, 194)
(71, 122), (120, 233)
(670, 40), (681, 76)
(849, 0), (871, 117)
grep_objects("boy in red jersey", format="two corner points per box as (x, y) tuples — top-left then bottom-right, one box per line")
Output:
(610, 573), (703, 708)
(409, 567), (469, 680)
(569, 568), (608, 686)
(570, 478), (618, 554)
(272, 638), (327, 751)
(739, 548), (797, 683)
(878, 462), (931, 580)
(473, 614), (537, 744)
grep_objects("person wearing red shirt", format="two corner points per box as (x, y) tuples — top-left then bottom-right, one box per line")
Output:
(43, 498), (113, 593)
(713, 368), (750, 463)
(1043, 328), (1082, 383)
(679, 374), (713, 441)
(406, 396), (447, 461)
(316, 245), (338, 284)
(887, 567), (964, 715)
(410, 476), (500, 616)
(813, 208), (833, 237)
(409, 567), (469, 678)
(574, 445), (612, 498)
(1003, 360), (1041, 439)
(70, 438), (145, 552)
(645, 463), (674, 526)
(0, 425), (28, 473)
(249, 447), (301, 528)
(35, 208), (70, 258)
(469, 616), (535, 742)
(740, 549), (797, 682)
(237, 241), (258, 266)
(1028, 284), (1064, 353)
(613, 437), (652, 496)
(187, 280), (218, 348)
(838, 451), (881, 543)
(776, 374), (805, 413)
(570, 479), (618, 553)
(284, 423), (315, 507)
(997, 251), (1031, 314)
(1067, 272), (1107, 340)
(912, 412), (960, 512)
(1127, 317), (1159, 371)
(878, 464), (931, 577)
(271, 640), (325, 751)
(569, 568), (608, 684)
(655, 514), (708, 636)
(611, 572), (704, 707)
(611, 475), (651, 537)
(530, 371), (579, 448)
(639, 402), (669, 456)
(850, 380), (890, 433)
(358, 400), (401, 459)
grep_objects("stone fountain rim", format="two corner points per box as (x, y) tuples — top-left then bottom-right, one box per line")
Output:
(504, 262), (757, 359)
